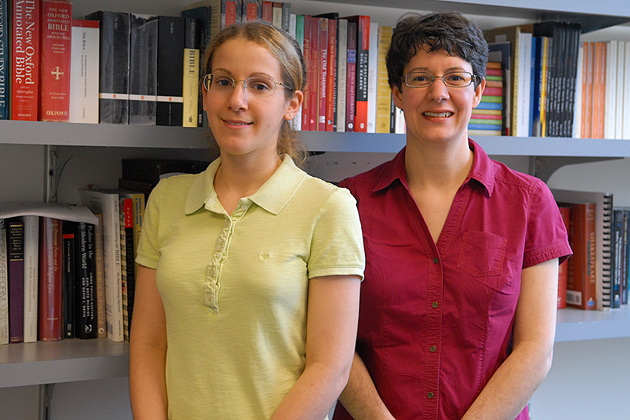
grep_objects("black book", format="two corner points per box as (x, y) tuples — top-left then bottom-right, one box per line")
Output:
(85, 11), (131, 124)
(76, 222), (98, 339)
(62, 221), (77, 339)
(182, 6), (212, 127)
(156, 16), (186, 126)
(129, 14), (159, 125)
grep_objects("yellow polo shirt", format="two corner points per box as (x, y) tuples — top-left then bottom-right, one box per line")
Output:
(136, 155), (364, 420)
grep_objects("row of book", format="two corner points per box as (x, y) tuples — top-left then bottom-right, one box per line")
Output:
(576, 40), (630, 140)
(553, 188), (630, 311)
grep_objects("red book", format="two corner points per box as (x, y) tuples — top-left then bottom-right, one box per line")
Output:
(316, 17), (328, 132)
(325, 17), (337, 132)
(558, 205), (570, 309)
(485, 68), (502, 76)
(345, 21), (357, 132)
(564, 202), (597, 310)
(471, 113), (502, 120)
(262, 1), (272, 22)
(301, 15), (312, 131)
(11, 0), (41, 121)
(224, 0), (238, 28)
(39, 0), (72, 122)
(39, 217), (63, 341)
(482, 86), (503, 96)
(307, 15), (318, 131)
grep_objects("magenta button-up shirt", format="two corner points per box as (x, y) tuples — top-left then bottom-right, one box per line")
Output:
(334, 140), (572, 420)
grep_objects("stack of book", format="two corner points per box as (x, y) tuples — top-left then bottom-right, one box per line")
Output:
(469, 61), (504, 137)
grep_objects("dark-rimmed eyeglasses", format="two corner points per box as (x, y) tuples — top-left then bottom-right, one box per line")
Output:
(203, 73), (290, 97)
(403, 71), (477, 88)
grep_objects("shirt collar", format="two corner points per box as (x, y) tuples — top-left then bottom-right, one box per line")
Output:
(373, 139), (496, 196)
(184, 155), (306, 216)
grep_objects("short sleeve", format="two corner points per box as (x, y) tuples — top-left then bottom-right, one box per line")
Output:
(135, 182), (164, 269)
(307, 187), (365, 280)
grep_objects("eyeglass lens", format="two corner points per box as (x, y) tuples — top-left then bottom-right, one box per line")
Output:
(204, 73), (279, 97)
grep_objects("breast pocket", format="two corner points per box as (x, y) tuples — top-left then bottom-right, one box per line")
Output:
(457, 231), (508, 289)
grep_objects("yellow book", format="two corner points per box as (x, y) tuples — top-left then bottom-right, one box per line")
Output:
(376, 25), (393, 133)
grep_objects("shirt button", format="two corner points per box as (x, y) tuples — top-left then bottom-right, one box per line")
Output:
(428, 392), (434, 399)
(430, 346), (437, 352)
(432, 302), (438, 309)
(433, 257), (438, 264)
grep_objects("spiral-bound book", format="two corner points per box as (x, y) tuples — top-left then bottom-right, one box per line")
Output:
(552, 188), (613, 310)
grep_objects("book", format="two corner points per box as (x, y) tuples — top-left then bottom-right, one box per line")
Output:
(624, 42), (630, 140)
(85, 11), (130, 124)
(184, 0), (240, 41)
(336, 18), (347, 133)
(38, 217), (63, 341)
(69, 19), (100, 124)
(366, 21), (378, 133)
(591, 42), (606, 139)
(611, 209), (625, 308)
(292, 14), (304, 131)
(93, 213), (106, 338)
(0, 219), (9, 344)
(0, 0), (10, 119)
(79, 189), (123, 342)
(182, 17), (200, 128)
(557, 205), (570, 309)
(580, 42), (594, 139)
(552, 189), (613, 311)
(604, 40), (617, 140)
(39, 0), (72, 122)
(181, 6), (210, 127)
(345, 20), (357, 132)
(375, 25), (391, 134)
(62, 221), (76, 338)
(559, 201), (597, 310)
(344, 15), (370, 133)
(7, 218), (24, 342)
(312, 13), (338, 132)
(487, 41), (511, 136)
(129, 14), (158, 126)
(261, 0), (272, 22)
(241, 0), (262, 22)
(300, 15), (312, 131)
(11, 0), (40, 121)
(117, 197), (133, 341)
(76, 221), (98, 339)
(614, 41), (625, 140)
(315, 16), (327, 132)
(22, 214), (37, 342)
(155, 16), (185, 127)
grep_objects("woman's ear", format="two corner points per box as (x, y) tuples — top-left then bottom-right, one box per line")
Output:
(472, 77), (486, 109)
(284, 90), (304, 121)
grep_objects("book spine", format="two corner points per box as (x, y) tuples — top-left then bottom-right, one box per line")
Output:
(156, 16), (184, 126)
(614, 41), (625, 140)
(39, 0), (72, 122)
(38, 217), (62, 341)
(0, 219), (8, 344)
(123, 199), (135, 341)
(307, 15), (317, 131)
(317, 17), (327, 132)
(11, 0), (40, 121)
(69, 20), (100, 124)
(612, 209), (623, 308)
(223, 0), (241, 28)
(375, 25), (392, 134)
(242, 0), (261, 21)
(366, 21), (378, 133)
(62, 222), (75, 339)
(592, 42), (606, 139)
(8, 219), (24, 342)
(558, 206), (570, 309)
(354, 16), (369, 133)
(0, 0), (9, 119)
(22, 215), (37, 342)
(300, 15), (310, 131)
(336, 18), (347, 133)
(76, 222), (97, 339)
(292, 14), (304, 131)
(129, 15), (158, 126)
(182, 17), (200, 127)
(180, 6), (210, 127)
(604, 40), (617, 140)
(94, 213), (106, 338)
(345, 21), (356, 132)
(601, 193), (614, 309)
(261, 1), (272, 22)
(86, 11), (130, 124)
(325, 17), (336, 132)
(566, 203), (597, 310)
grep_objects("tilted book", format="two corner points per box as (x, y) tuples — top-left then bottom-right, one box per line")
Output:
(85, 11), (130, 124)
(11, 0), (40, 121)
(39, 0), (72, 122)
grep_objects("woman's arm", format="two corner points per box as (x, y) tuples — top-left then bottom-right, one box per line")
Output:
(462, 258), (559, 420)
(338, 352), (397, 420)
(129, 265), (168, 420)
(271, 275), (361, 420)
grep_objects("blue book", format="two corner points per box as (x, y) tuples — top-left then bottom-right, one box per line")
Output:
(0, 0), (9, 119)
(468, 123), (504, 130)
(476, 102), (503, 111)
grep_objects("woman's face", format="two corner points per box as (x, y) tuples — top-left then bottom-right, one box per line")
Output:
(392, 46), (485, 147)
(203, 37), (302, 160)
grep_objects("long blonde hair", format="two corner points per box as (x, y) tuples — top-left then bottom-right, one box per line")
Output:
(203, 22), (307, 166)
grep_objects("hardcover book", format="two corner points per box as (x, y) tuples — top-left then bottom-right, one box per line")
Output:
(62, 221), (76, 338)
(129, 14), (158, 126)
(182, 17), (200, 127)
(336, 18), (347, 132)
(181, 6), (210, 127)
(0, 0), (9, 119)
(345, 20), (357, 132)
(366, 21), (378, 133)
(85, 11), (130, 124)
(69, 19), (100, 124)
(375, 25), (392, 134)
(38, 217), (62, 341)
(11, 0), (41, 121)
(39, 0), (72, 122)
(156, 16), (185, 126)
(343, 15), (370, 133)
(0, 219), (9, 344)
(93, 213), (106, 338)
(7, 218), (24, 343)
(76, 222), (97, 339)
(22, 214), (37, 342)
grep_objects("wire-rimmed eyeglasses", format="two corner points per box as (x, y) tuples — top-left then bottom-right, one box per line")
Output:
(203, 73), (291, 97)
(403, 71), (477, 88)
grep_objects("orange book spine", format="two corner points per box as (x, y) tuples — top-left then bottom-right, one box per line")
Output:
(558, 205), (570, 309)
(565, 202), (597, 310)
(592, 42), (607, 139)
(40, 0), (72, 122)
(581, 42), (594, 138)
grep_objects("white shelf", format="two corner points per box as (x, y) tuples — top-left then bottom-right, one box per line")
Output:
(556, 306), (630, 342)
(0, 339), (129, 388)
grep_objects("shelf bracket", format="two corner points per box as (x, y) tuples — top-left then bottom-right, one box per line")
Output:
(45, 145), (58, 203)
(529, 156), (624, 182)
(38, 383), (55, 420)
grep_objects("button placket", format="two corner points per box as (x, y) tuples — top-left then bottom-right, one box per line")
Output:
(203, 215), (237, 314)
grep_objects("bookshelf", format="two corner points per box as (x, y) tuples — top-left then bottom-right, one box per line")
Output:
(2, 0), (630, 418)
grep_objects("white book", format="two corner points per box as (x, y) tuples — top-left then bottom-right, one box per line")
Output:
(69, 20), (100, 124)
(517, 31), (532, 137)
(615, 41), (625, 140)
(79, 189), (124, 342)
(366, 21), (379, 133)
(395, 106), (405, 134)
(22, 215), (38, 343)
(604, 40), (617, 139)
(336, 18), (348, 133)
(624, 42), (630, 140)
(551, 188), (613, 311)
(0, 219), (8, 345)
(573, 44), (583, 138)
